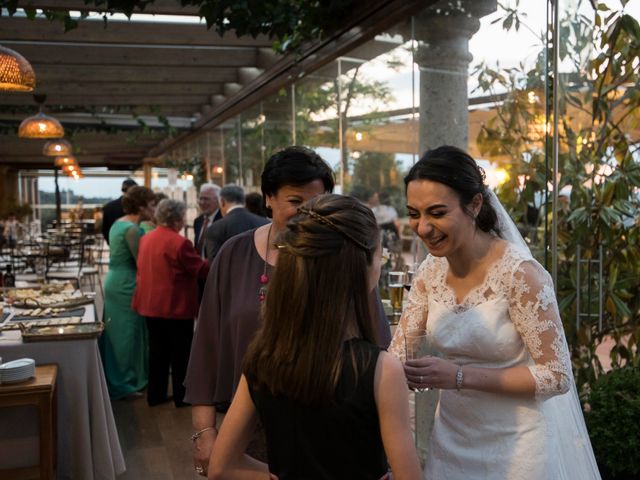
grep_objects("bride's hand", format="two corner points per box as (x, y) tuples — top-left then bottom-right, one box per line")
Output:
(404, 357), (459, 390)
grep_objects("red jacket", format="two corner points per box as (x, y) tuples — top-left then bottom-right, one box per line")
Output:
(132, 225), (209, 319)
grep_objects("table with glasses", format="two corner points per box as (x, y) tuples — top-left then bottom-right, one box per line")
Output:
(0, 304), (125, 479)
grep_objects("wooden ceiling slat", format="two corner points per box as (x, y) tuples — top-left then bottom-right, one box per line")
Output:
(0, 95), (211, 106)
(30, 65), (239, 83)
(8, 82), (224, 96)
(3, 43), (260, 68)
(0, 17), (273, 47)
(14, 0), (201, 16)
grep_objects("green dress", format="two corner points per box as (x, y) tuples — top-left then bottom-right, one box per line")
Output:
(99, 220), (149, 399)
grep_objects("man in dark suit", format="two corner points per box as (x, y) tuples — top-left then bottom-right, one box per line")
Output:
(101, 178), (137, 244)
(205, 184), (269, 263)
(193, 183), (222, 258)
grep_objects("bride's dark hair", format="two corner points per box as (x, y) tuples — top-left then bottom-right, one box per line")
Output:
(404, 145), (501, 236)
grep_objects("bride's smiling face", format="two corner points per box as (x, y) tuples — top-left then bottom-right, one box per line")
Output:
(406, 179), (480, 257)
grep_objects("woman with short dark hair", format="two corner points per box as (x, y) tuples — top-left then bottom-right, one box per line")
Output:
(391, 146), (600, 479)
(133, 199), (209, 407)
(100, 185), (156, 399)
(185, 146), (392, 477)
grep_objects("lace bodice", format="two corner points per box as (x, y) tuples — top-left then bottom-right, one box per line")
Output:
(390, 244), (572, 399)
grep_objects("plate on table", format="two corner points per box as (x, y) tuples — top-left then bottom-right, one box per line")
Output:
(0, 358), (36, 384)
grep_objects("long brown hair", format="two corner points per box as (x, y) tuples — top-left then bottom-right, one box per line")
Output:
(244, 194), (380, 406)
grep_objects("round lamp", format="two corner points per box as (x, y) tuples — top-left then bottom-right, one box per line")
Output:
(0, 45), (36, 92)
(44, 139), (73, 156)
(19, 112), (64, 138)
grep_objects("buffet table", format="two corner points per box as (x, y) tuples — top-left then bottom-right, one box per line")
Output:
(0, 305), (126, 479)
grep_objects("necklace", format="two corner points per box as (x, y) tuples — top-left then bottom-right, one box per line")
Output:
(258, 224), (273, 302)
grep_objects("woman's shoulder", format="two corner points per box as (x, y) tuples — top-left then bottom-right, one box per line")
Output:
(498, 242), (553, 288)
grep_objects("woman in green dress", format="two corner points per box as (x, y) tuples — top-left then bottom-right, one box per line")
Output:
(100, 185), (156, 399)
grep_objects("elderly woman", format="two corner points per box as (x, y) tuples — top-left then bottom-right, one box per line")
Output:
(132, 199), (209, 407)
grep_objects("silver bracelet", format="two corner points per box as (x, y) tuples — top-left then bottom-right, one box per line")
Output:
(455, 366), (464, 391)
(190, 426), (216, 442)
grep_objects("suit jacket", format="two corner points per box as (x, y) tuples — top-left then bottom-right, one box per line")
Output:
(132, 225), (209, 319)
(205, 207), (269, 263)
(101, 196), (124, 244)
(194, 210), (222, 256)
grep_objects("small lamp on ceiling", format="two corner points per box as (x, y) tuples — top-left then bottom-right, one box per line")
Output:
(0, 45), (36, 92)
(54, 155), (77, 167)
(19, 94), (64, 139)
(44, 139), (73, 156)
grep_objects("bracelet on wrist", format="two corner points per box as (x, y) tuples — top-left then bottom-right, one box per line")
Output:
(190, 426), (216, 442)
(455, 366), (464, 391)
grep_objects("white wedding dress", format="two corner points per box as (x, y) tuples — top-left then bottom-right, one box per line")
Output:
(390, 243), (601, 480)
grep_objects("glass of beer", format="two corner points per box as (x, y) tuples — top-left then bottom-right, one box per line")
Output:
(388, 271), (406, 315)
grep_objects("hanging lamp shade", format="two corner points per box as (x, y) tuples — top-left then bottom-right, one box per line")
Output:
(54, 155), (77, 167)
(44, 139), (72, 156)
(0, 45), (36, 92)
(19, 93), (64, 139)
(62, 163), (77, 174)
(19, 111), (64, 138)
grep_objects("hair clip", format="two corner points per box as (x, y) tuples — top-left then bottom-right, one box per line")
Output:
(297, 207), (369, 250)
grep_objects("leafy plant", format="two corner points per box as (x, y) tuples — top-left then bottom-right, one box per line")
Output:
(584, 367), (640, 479)
(473, 0), (640, 389)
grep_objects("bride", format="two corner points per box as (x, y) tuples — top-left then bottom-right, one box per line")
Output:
(390, 146), (601, 479)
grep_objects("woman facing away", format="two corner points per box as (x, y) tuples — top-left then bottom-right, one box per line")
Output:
(132, 199), (209, 407)
(390, 145), (600, 479)
(99, 185), (156, 399)
(208, 194), (421, 480)
(184, 146), (392, 477)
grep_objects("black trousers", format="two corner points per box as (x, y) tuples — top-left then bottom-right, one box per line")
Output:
(145, 317), (194, 407)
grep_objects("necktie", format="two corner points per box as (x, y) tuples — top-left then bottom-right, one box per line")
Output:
(197, 215), (209, 255)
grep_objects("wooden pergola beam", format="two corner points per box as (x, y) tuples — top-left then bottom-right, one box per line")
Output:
(26, 65), (239, 83)
(12, 0), (201, 16)
(0, 94), (211, 106)
(0, 17), (273, 47)
(5, 82), (225, 96)
(2, 42), (260, 68)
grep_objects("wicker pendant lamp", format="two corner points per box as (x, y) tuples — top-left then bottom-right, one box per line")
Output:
(0, 45), (36, 92)
(19, 94), (64, 138)
(44, 139), (73, 156)
(54, 155), (77, 167)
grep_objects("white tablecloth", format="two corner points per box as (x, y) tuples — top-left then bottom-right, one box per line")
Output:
(0, 305), (126, 479)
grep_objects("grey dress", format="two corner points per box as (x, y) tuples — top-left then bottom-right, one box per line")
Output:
(184, 228), (391, 408)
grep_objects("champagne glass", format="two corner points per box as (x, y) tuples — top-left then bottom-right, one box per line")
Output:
(404, 329), (432, 392)
(388, 271), (406, 316)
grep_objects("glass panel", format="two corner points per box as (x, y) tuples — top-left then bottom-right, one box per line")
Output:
(262, 87), (294, 165)
(466, 2), (551, 266)
(293, 61), (341, 191)
(555, 1), (640, 381)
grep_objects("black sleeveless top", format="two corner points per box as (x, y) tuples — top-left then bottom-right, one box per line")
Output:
(247, 338), (389, 480)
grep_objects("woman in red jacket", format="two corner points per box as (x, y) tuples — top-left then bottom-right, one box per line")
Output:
(133, 198), (209, 407)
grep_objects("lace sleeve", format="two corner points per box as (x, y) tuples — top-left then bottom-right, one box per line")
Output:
(508, 260), (572, 399)
(388, 259), (431, 362)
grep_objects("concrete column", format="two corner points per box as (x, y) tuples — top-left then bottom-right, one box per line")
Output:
(414, 0), (496, 153)
(411, 0), (496, 465)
